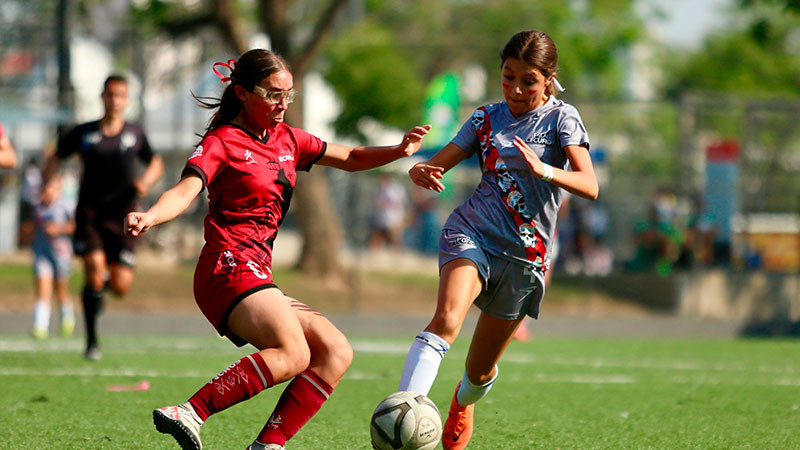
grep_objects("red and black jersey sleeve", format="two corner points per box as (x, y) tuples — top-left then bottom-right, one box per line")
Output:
(291, 126), (326, 172)
(182, 134), (228, 191)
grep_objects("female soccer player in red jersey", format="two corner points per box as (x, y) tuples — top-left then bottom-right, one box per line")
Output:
(124, 49), (430, 450)
(398, 31), (598, 449)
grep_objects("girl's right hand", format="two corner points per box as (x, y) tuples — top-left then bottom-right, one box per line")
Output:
(408, 162), (445, 192)
(124, 212), (155, 237)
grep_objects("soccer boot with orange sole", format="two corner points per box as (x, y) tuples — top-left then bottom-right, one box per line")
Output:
(442, 382), (474, 450)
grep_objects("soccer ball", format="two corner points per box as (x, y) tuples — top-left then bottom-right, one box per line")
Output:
(370, 391), (442, 450)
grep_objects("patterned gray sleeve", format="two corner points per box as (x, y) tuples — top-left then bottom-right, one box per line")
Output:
(450, 114), (480, 156)
(557, 105), (590, 150)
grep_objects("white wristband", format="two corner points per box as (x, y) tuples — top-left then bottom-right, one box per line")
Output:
(541, 163), (554, 182)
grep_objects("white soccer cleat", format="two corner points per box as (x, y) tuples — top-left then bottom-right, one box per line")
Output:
(153, 402), (204, 450)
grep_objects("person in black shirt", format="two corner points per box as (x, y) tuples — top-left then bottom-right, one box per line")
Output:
(45, 75), (164, 360)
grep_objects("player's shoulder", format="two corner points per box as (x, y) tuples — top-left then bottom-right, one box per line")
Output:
(550, 97), (580, 116)
(72, 120), (101, 134)
(122, 122), (147, 135)
(480, 101), (506, 116)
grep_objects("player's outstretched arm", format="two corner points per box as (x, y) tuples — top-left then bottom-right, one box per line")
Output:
(124, 174), (203, 237)
(0, 135), (17, 169)
(319, 125), (431, 172)
(408, 142), (469, 193)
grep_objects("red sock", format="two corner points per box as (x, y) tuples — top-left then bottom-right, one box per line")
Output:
(256, 369), (334, 446)
(188, 352), (274, 421)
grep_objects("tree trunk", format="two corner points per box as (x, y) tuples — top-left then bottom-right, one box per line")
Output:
(284, 76), (347, 281)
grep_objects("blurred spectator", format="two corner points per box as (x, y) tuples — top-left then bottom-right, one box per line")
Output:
(407, 183), (440, 254)
(0, 121), (17, 169)
(19, 157), (43, 246)
(369, 174), (408, 249)
(31, 174), (76, 339)
(581, 201), (613, 276)
(625, 187), (683, 275)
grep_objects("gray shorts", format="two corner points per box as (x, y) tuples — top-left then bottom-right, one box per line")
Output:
(33, 251), (73, 280)
(439, 228), (545, 320)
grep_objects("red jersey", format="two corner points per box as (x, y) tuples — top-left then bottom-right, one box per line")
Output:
(183, 123), (326, 263)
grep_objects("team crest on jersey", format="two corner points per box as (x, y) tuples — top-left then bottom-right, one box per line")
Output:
(526, 133), (552, 145)
(244, 149), (257, 164)
(120, 131), (137, 151)
(189, 145), (203, 159)
(84, 131), (102, 147)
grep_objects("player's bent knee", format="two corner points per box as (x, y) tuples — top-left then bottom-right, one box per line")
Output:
(330, 339), (354, 374)
(426, 315), (463, 343)
(315, 331), (353, 374)
(285, 342), (312, 375)
(108, 283), (131, 297)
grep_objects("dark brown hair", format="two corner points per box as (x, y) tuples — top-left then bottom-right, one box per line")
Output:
(500, 31), (559, 96)
(103, 75), (128, 91)
(194, 49), (290, 137)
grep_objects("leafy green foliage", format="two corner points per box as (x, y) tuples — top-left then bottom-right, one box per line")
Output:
(322, 0), (646, 138)
(323, 21), (425, 142)
(665, 0), (800, 98)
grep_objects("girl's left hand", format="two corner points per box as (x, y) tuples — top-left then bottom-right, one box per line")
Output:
(400, 125), (432, 156)
(513, 135), (545, 178)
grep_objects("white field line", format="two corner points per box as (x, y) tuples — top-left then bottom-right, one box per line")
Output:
(1, 338), (797, 380)
(501, 353), (800, 375)
(2, 366), (799, 387)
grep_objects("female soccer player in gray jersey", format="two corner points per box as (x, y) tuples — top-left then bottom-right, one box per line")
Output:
(398, 30), (599, 449)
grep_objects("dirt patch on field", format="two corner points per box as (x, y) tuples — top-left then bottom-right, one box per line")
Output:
(0, 250), (649, 318)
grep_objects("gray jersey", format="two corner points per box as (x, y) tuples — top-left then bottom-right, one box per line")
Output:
(445, 96), (590, 270)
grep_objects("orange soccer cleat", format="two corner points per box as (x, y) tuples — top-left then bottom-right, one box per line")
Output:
(442, 382), (474, 450)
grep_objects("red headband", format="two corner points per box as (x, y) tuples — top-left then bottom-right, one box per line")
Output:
(212, 59), (237, 83)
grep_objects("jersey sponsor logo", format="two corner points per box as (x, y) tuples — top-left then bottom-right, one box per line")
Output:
(278, 153), (294, 162)
(526, 132), (552, 145)
(189, 145), (203, 159)
(244, 149), (257, 164)
(448, 235), (476, 249)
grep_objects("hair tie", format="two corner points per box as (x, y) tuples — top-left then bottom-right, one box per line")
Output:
(212, 59), (237, 83)
(552, 76), (565, 93)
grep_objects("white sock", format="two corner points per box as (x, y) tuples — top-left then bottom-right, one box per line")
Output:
(456, 366), (498, 407)
(398, 331), (450, 396)
(60, 304), (75, 322)
(33, 300), (51, 331)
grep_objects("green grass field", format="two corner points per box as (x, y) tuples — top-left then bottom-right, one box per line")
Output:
(2, 334), (799, 449)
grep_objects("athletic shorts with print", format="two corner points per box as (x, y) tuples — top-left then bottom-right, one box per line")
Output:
(439, 228), (546, 320)
(193, 249), (278, 347)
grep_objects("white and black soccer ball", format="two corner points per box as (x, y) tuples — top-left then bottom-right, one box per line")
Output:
(370, 391), (442, 450)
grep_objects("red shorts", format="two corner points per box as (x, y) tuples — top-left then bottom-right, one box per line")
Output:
(193, 250), (277, 346)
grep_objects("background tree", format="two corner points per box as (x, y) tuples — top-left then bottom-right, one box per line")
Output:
(133, 0), (351, 281)
(322, 0), (646, 144)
